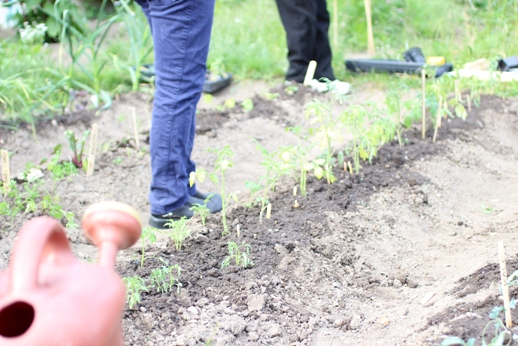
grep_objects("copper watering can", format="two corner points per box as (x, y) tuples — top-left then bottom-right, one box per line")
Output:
(0, 201), (142, 346)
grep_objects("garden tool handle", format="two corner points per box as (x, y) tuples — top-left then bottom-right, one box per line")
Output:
(9, 217), (74, 294)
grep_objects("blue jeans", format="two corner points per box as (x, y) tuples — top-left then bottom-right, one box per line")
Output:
(136, 0), (215, 215)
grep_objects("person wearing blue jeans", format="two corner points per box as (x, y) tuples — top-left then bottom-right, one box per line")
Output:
(136, 0), (222, 228)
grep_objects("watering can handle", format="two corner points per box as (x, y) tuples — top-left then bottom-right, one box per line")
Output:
(9, 217), (74, 294)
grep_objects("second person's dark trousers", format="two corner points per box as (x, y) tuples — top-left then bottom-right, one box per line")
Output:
(275, 0), (335, 83)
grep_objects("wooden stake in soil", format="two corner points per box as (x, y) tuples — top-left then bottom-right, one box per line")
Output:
(454, 80), (461, 103)
(347, 161), (354, 175)
(467, 94), (472, 112)
(132, 107), (140, 151)
(433, 97), (443, 143)
(266, 203), (272, 219)
(293, 186), (297, 197)
(1, 149), (10, 197)
(86, 124), (99, 177)
(363, 0), (375, 56)
(421, 69), (426, 139)
(498, 241), (513, 329)
(303, 60), (318, 86)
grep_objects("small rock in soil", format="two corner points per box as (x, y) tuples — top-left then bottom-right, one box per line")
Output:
(350, 315), (362, 330)
(407, 279), (419, 288)
(247, 294), (265, 311)
(393, 279), (403, 288)
(267, 324), (282, 337)
(187, 306), (199, 315)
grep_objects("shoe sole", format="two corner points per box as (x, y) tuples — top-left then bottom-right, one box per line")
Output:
(148, 214), (192, 229)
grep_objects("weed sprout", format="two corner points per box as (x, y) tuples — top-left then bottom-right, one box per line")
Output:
(123, 276), (149, 309)
(222, 242), (253, 269)
(150, 265), (182, 294)
(165, 217), (191, 250)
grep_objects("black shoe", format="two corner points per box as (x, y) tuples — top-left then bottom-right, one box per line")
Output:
(191, 191), (222, 213)
(149, 192), (222, 229)
(149, 196), (202, 228)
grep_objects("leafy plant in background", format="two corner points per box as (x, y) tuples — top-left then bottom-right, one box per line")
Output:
(190, 146), (237, 236)
(306, 95), (343, 184)
(123, 276), (149, 309)
(64, 130), (90, 168)
(46, 144), (78, 179)
(19, 22), (48, 45)
(12, 0), (87, 42)
(221, 242), (253, 269)
(385, 82), (410, 146)
(115, 0), (154, 91)
(165, 217), (191, 250)
(150, 264), (182, 294)
(0, 177), (76, 229)
(190, 202), (211, 226)
(285, 126), (324, 197)
(248, 143), (292, 222)
(140, 227), (159, 266)
(340, 103), (395, 173)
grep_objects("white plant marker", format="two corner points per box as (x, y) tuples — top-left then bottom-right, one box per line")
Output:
(421, 69), (426, 139)
(303, 60), (317, 86)
(363, 0), (375, 56)
(1, 149), (10, 197)
(266, 203), (272, 219)
(433, 97), (442, 143)
(498, 241), (513, 329)
(132, 107), (140, 151)
(467, 94), (472, 112)
(237, 224), (241, 238)
(293, 186), (297, 197)
(87, 124), (99, 177)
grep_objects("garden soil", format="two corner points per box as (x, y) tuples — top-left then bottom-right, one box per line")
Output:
(2, 82), (518, 345)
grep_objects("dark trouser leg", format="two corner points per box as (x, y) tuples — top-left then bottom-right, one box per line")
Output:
(314, 0), (335, 80)
(138, 0), (215, 215)
(275, 0), (335, 82)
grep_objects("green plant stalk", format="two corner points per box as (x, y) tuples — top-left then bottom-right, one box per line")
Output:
(258, 169), (271, 223)
(221, 170), (229, 236)
(141, 238), (146, 267)
(300, 164), (307, 197)
(395, 100), (402, 147)
(325, 133), (333, 184)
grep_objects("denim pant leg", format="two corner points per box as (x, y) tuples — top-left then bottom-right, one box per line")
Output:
(141, 0), (215, 215)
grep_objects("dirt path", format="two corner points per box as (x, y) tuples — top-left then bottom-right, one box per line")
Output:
(1, 80), (518, 345)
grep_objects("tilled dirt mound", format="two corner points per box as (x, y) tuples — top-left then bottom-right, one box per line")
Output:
(427, 258), (518, 345)
(116, 98), (486, 345)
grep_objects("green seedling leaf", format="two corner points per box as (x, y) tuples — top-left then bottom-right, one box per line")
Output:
(224, 98), (236, 109)
(314, 166), (324, 179)
(241, 98), (254, 112)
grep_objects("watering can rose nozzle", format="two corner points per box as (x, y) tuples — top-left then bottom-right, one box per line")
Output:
(82, 201), (142, 268)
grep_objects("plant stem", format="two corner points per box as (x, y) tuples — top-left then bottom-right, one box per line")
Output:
(221, 171), (228, 236)
(300, 167), (307, 197)
(141, 239), (145, 266)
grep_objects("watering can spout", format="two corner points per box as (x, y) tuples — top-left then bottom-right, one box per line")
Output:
(0, 201), (142, 346)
